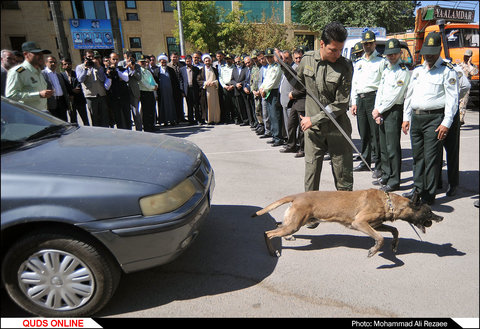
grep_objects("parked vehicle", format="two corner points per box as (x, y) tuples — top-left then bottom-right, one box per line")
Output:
(1, 97), (215, 317)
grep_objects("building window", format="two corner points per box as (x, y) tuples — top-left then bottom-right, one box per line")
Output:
(163, 1), (174, 12)
(129, 37), (142, 49)
(1, 1), (20, 9)
(126, 13), (139, 21)
(125, 1), (136, 9)
(71, 0), (108, 19)
(9, 36), (27, 52)
(238, 1), (284, 23)
(166, 37), (179, 57)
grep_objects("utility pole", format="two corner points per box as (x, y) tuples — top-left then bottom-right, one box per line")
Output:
(108, 1), (123, 55)
(177, 1), (186, 56)
(49, 1), (71, 60)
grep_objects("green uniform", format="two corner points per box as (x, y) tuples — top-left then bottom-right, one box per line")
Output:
(249, 65), (263, 124)
(5, 60), (48, 110)
(296, 50), (353, 191)
(375, 59), (411, 188)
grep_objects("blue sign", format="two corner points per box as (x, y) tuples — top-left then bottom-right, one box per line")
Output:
(70, 19), (114, 49)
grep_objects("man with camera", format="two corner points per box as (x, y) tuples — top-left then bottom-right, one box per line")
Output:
(105, 52), (131, 129)
(119, 51), (142, 131)
(75, 50), (109, 127)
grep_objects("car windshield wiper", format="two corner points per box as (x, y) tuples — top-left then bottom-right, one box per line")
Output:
(25, 124), (70, 142)
(1, 139), (27, 151)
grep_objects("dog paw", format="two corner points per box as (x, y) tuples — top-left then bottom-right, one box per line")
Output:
(284, 235), (296, 241)
(368, 248), (378, 258)
(392, 239), (399, 253)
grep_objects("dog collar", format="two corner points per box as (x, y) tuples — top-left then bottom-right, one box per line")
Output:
(384, 191), (395, 215)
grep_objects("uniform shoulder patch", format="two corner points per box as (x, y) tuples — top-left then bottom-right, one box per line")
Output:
(399, 63), (407, 70)
(442, 62), (454, 70)
(16, 66), (26, 73)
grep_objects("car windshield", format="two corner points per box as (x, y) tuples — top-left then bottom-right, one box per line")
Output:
(1, 97), (75, 151)
(446, 28), (479, 48)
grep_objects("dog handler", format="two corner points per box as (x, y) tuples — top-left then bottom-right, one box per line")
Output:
(402, 32), (459, 205)
(295, 22), (354, 192)
(372, 38), (411, 193)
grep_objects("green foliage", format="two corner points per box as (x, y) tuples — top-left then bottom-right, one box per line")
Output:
(297, 1), (418, 34)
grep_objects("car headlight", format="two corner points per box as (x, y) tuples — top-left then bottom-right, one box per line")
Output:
(139, 179), (196, 216)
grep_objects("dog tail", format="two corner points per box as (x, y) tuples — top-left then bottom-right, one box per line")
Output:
(251, 195), (295, 218)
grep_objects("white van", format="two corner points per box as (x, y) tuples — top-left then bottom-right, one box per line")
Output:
(342, 37), (414, 68)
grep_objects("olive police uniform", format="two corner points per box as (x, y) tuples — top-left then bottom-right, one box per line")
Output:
(403, 32), (459, 204)
(5, 42), (52, 110)
(374, 39), (411, 191)
(351, 31), (385, 172)
(296, 50), (354, 191)
(437, 62), (471, 196)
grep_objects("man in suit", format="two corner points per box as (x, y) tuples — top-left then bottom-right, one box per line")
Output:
(119, 51), (142, 131)
(278, 50), (295, 139)
(242, 55), (257, 128)
(61, 58), (89, 125)
(167, 51), (186, 122)
(180, 55), (201, 125)
(42, 55), (70, 121)
(231, 55), (249, 125)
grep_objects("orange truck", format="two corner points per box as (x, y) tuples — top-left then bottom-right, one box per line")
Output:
(388, 5), (479, 104)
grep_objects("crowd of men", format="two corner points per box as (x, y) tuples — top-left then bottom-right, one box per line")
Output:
(1, 28), (478, 205)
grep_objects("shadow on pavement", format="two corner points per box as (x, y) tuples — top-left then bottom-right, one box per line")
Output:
(97, 204), (279, 316)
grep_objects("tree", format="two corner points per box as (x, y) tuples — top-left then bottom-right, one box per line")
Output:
(297, 1), (418, 34)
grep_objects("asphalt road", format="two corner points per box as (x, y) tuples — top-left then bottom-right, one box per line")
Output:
(2, 109), (478, 319)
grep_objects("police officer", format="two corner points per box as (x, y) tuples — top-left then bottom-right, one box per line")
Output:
(259, 48), (283, 147)
(5, 41), (53, 110)
(295, 22), (353, 192)
(402, 32), (459, 205)
(372, 39), (411, 192)
(350, 31), (385, 178)
(352, 41), (364, 61)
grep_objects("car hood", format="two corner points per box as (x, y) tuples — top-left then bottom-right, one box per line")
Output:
(2, 126), (202, 189)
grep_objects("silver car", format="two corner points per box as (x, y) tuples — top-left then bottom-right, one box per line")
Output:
(1, 97), (214, 317)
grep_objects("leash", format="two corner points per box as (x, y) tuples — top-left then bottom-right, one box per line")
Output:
(273, 51), (374, 174)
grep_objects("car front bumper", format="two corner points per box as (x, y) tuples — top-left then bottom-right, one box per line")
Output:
(78, 168), (215, 274)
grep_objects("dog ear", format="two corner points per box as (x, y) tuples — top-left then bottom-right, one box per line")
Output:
(410, 192), (421, 208)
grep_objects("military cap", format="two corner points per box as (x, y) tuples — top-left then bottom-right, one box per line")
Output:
(251, 49), (259, 58)
(298, 45), (309, 52)
(384, 38), (401, 55)
(224, 53), (233, 60)
(93, 50), (101, 58)
(420, 32), (442, 55)
(265, 48), (275, 56)
(21, 41), (51, 54)
(361, 30), (376, 43)
(138, 54), (148, 61)
(352, 42), (363, 54)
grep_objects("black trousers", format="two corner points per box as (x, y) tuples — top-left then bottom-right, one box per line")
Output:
(86, 96), (109, 127)
(186, 87), (201, 123)
(69, 101), (90, 125)
(48, 96), (68, 122)
(108, 96), (132, 130)
(438, 111), (460, 187)
(140, 91), (156, 132)
(285, 108), (305, 151)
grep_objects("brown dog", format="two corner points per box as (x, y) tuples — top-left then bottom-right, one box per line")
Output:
(252, 189), (443, 257)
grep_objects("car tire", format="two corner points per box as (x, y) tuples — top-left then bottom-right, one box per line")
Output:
(2, 229), (120, 317)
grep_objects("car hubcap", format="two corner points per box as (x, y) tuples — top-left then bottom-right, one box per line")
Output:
(17, 249), (95, 311)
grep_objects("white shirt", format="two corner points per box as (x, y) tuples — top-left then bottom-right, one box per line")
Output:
(44, 67), (63, 97)
(403, 57), (459, 128)
(374, 59), (411, 114)
(351, 50), (385, 105)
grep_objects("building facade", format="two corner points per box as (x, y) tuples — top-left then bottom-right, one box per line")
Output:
(1, 1), (317, 67)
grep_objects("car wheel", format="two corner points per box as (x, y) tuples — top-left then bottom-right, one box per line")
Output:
(2, 229), (120, 317)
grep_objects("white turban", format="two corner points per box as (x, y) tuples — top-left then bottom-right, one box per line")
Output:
(157, 54), (168, 61)
(202, 53), (211, 61)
